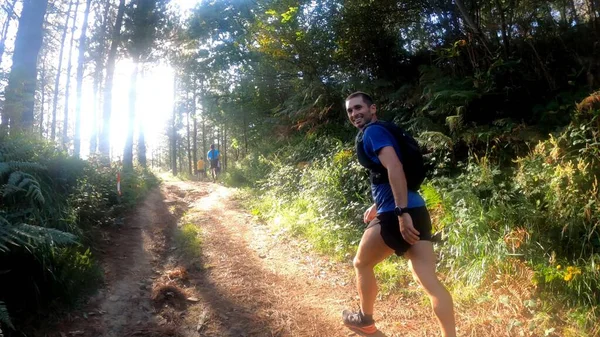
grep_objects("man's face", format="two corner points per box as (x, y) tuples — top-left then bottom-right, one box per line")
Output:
(346, 96), (376, 129)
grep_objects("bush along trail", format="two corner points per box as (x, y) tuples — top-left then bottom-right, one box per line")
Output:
(36, 174), (580, 337)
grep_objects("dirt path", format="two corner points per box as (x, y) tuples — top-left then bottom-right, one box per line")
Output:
(48, 177), (515, 337)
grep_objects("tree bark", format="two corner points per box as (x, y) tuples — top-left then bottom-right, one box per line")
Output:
(223, 126), (227, 171)
(495, 0), (510, 57)
(137, 110), (147, 167)
(202, 109), (207, 164)
(63, 0), (81, 150)
(454, 0), (492, 58)
(39, 60), (46, 136)
(171, 75), (178, 175)
(192, 81), (198, 174)
(2, 0), (49, 132)
(186, 94), (192, 176)
(123, 59), (139, 170)
(137, 69), (147, 168)
(90, 0), (111, 155)
(571, 0), (580, 24)
(242, 112), (247, 157)
(99, 0), (126, 159)
(50, 0), (74, 140)
(74, 0), (92, 158)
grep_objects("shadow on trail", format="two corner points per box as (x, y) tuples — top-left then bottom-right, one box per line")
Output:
(42, 187), (187, 337)
(162, 182), (350, 336)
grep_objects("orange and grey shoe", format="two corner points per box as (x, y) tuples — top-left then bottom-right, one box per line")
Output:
(342, 309), (377, 335)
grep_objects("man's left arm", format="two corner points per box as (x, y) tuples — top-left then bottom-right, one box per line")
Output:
(378, 146), (420, 244)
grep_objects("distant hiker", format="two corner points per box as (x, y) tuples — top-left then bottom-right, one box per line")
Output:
(342, 92), (456, 336)
(207, 144), (220, 182)
(197, 157), (205, 178)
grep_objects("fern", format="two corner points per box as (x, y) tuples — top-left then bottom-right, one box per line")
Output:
(14, 224), (77, 246)
(0, 215), (77, 252)
(418, 131), (454, 150)
(0, 161), (44, 178)
(0, 301), (13, 331)
(0, 215), (25, 252)
(1, 171), (45, 204)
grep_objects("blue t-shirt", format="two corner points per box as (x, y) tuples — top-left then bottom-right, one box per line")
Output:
(362, 124), (425, 213)
(207, 149), (220, 160)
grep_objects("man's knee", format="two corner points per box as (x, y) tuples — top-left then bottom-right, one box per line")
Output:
(353, 255), (375, 270)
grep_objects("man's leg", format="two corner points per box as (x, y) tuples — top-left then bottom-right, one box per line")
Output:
(354, 224), (394, 316)
(406, 241), (456, 337)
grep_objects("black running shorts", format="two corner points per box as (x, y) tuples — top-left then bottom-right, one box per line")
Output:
(367, 206), (432, 256)
(210, 159), (219, 169)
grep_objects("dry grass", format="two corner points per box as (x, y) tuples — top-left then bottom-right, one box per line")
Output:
(151, 283), (190, 311)
(165, 266), (188, 281)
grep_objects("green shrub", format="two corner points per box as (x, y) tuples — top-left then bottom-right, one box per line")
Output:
(0, 133), (158, 331)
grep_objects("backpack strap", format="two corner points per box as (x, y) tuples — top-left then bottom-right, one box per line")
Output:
(355, 120), (425, 190)
(355, 121), (392, 185)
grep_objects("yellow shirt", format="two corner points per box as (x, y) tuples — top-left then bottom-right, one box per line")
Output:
(197, 160), (204, 170)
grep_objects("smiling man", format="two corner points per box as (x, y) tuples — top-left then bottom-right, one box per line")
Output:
(342, 92), (456, 336)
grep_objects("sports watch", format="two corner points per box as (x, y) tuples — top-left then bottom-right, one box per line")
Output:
(394, 206), (406, 216)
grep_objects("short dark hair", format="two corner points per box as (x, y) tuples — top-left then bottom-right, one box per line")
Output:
(345, 91), (374, 107)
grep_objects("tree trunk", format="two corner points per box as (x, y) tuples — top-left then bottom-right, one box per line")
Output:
(123, 59), (139, 170)
(2, 0), (49, 132)
(99, 0), (126, 159)
(0, 0), (18, 69)
(242, 112), (248, 157)
(590, 0), (599, 33)
(90, 74), (101, 153)
(454, 0), (492, 58)
(137, 114), (147, 167)
(74, 0), (92, 158)
(185, 93), (193, 175)
(171, 75), (178, 175)
(50, 0), (74, 141)
(202, 110), (207, 164)
(178, 141), (184, 174)
(495, 0), (510, 57)
(192, 83), (198, 174)
(63, 0), (81, 150)
(571, 0), (580, 24)
(39, 60), (46, 136)
(90, 0), (111, 155)
(223, 126), (227, 171)
(137, 69), (147, 168)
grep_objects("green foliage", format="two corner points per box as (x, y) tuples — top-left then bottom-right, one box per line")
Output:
(0, 134), (158, 330)
(245, 102), (600, 334)
(222, 153), (272, 188)
(0, 301), (13, 330)
(249, 135), (369, 259)
(174, 223), (203, 260)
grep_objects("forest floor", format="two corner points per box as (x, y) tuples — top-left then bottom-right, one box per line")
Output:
(44, 176), (548, 337)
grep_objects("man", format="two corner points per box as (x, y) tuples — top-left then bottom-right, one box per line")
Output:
(342, 92), (456, 336)
(207, 144), (220, 182)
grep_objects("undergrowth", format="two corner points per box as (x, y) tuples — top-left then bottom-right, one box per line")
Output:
(227, 108), (600, 336)
(0, 133), (159, 333)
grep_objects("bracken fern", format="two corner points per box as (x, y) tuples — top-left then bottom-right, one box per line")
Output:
(0, 301), (12, 331)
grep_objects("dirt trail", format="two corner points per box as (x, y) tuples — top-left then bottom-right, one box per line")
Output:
(49, 178), (450, 337)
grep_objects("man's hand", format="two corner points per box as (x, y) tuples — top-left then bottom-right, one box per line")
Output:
(363, 204), (377, 224)
(399, 213), (420, 244)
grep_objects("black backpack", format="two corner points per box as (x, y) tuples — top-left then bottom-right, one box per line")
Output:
(355, 120), (426, 191)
